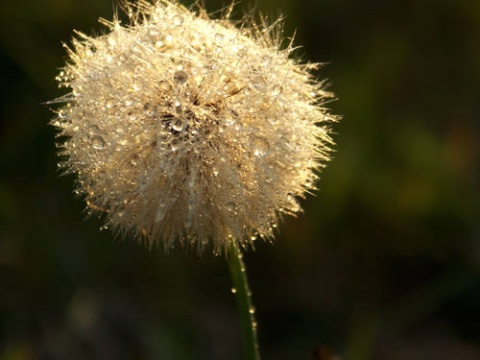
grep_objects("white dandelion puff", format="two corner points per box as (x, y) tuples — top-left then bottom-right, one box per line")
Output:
(51, 0), (338, 253)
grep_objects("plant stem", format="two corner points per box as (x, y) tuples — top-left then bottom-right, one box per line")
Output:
(226, 241), (260, 360)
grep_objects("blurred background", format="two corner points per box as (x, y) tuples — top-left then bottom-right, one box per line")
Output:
(1, 0), (480, 359)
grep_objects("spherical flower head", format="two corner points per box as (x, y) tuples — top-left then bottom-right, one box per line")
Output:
(51, 0), (337, 254)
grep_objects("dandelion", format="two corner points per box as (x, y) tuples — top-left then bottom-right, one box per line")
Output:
(51, 0), (336, 254)
(51, 1), (338, 358)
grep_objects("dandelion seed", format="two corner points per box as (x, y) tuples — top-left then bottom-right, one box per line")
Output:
(50, 0), (338, 253)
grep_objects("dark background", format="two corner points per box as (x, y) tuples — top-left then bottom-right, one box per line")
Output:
(1, 0), (480, 359)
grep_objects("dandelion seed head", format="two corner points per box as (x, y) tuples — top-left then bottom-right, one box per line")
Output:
(51, 0), (338, 253)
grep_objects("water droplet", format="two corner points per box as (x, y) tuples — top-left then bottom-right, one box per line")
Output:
(170, 139), (182, 152)
(286, 193), (300, 212)
(155, 204), (166, 222)
(89, 124), (100, 134)
(231, 288), (237, 294)
(272, 85), (283, 96)
(149, 29), (160, 37)
(173, 15), (183, 26)
(253, 137), (269, 157)
(145, 104), (158, 117)
(261, 54), (271, 65)
(234, 122), (243, 131)
(254, 149), (264, 157)
(249, 307), (255, 314)
(128, 112), (137, 121)
(171, 118), (185, 132)
(225, 118), (236, 126)
(92, 135), (105, 150)
(58, 109), (67, 119)
(125, 99), (134, 107)
(129, 158), (138, 167)
(204, 59), (217, 71)
(226, 202), (236, 212)
(214, 32), (224, 42)
(252, 75), (267, 90)
(105, 99), (114, 109)
(173, 70), (188, 84)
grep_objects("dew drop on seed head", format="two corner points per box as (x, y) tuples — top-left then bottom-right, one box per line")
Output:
(204, 59), (217, 71)
(170, 139), (182, 152)
(254, 149), (265, 157)
(128, 112), (137, 121)
(92, 135), (105, 150)
(173, 15), (183, 26)
(149, 28), (159, 37)
(173, 70), (188, 84)
(171, 118), (185, 132)
(155, 204), (166, 222)
(253, 137), (269, 157)
(105, 99), (114, 109)
(226, 202), (236, 212)
(184, 217), (192, 229)
(231, 287), (237, 294)
(225, 118), (236, 126)
(272, 85), (283, 96)
(261, 54), (272, 66)
(58, 109), (67, 119)
(89, 125), (100, 135)
(214, 32), (224, 42)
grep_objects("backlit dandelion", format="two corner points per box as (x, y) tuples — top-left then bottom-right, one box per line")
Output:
(51, 0), (337, 254)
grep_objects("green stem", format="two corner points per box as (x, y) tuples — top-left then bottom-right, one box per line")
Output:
(226, 241), (260, 360)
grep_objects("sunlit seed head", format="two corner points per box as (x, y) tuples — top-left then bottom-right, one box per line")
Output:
(50, 0), (339, 254)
